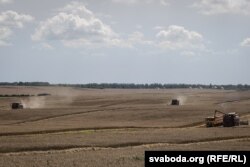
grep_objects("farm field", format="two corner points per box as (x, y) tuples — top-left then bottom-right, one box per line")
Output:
(0, 86), (250, 167)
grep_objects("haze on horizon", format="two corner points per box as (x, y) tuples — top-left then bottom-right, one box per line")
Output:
(0, 0), (250, 85)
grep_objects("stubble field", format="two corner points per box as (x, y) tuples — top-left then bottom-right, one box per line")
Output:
(0, 86), (250, 167)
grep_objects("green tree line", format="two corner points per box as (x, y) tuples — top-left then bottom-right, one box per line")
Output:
(0, 82), (250, 90)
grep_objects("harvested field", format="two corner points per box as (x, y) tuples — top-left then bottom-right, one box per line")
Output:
(0, 86), (250, 166)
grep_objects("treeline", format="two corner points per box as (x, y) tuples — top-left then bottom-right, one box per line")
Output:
(0, 82), (250, 90)
(0, 94), (34, 97)
(0, 82), (50, 86)
(0, 93), (50, 97)
(57, 83), (250, 90)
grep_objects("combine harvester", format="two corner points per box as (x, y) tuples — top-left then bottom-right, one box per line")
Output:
(205, 110), (248, 127)
(11, 102), (24, 109)
(171, 99), (180, 105)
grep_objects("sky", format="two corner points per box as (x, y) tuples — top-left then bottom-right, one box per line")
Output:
(0, 0), (250, 84)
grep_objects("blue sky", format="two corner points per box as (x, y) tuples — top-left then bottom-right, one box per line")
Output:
(0, 0), (250, 84)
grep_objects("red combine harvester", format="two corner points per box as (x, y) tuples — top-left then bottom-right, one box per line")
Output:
(205, 110), (241, 127)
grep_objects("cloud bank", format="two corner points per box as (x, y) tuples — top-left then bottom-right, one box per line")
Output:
(193, 0), (250, 15)
(32, 2), (122, 48)
(241, 38), (250, 47)
(0, 10), (33, 46)
(0, 0), (12, 4)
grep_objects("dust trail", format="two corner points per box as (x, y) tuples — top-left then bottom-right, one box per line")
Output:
(176, 96), (187, 105)
(20, 88), (81, 109)
(170, 96), (187, 105)
(21, 97), (46, 109)
(54, 89), (78, 104)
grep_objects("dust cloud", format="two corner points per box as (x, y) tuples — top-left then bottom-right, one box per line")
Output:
(21, 97), (46, 109)
(177, 96), (187, 105)
(170, 96), (187, 105)
(21, 88), (81, 109)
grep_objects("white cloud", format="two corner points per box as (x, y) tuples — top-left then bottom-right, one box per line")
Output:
(112, 0), (137, 5)
(156, 25), (204, 50)
(66, 31), (154, 49)
(41, 42), (54, 50)
(0, 10), (33, 46)
(240, 38), (250, 47)
(153, 26), (164, 30)
(32, 6), (205, 54)
(127, 31), (153, 47)
(180, 51), (196, 56)
(193, 0), (250, 15)
(135, 24), (142, 29)
(31, 2), (205, 54)
(0, 10), (33, 28)
(32, 2), (122, 48)
(0, 0), (12, 4)
(160, 0), (169, 6)
(0, 27), (12, 46)
(112, 0), (169, 6)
